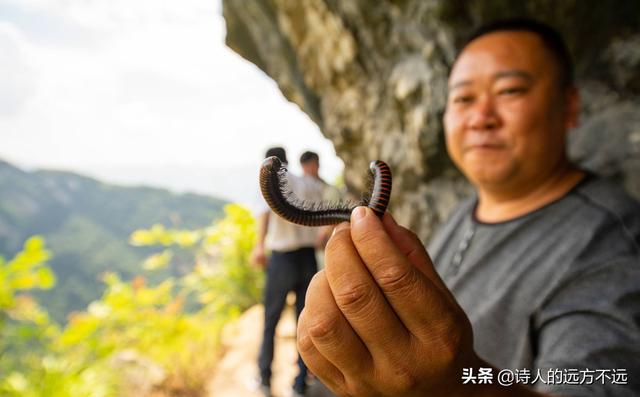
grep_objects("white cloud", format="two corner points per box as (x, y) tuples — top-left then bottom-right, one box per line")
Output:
(0, 23), (36, 116)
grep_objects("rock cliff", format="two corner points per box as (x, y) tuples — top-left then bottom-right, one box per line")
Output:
(223, 0), (640, 241)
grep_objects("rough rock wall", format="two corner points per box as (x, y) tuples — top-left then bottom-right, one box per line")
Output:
(223, 0), (640, 242)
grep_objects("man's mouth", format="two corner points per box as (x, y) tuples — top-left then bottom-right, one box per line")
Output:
(464, 142), (506, 152)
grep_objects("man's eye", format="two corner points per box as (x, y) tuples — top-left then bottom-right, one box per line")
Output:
(453, 95), (473, 104)
(498, 87), (526, 95)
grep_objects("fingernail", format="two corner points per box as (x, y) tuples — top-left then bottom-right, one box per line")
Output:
(351, 206), (367, 223)
(332, 222), (349, 236)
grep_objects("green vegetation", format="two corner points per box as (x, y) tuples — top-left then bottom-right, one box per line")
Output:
(0, 204), (263, 397)
(0, 159), (227, 323)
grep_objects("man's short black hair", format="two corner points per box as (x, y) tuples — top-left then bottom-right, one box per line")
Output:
(461, 17), (574, 89)
(265, 147), (287, 163)
(300, 151), (319, 164)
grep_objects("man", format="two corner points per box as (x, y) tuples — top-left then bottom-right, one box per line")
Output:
(299, 150), (340, 251)
(252, 147), (326, 396)
(299, 151), (323, 182)
(296, 18), (640, 397)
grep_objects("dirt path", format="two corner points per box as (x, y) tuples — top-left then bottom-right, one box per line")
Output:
(207, 303), (335, 397)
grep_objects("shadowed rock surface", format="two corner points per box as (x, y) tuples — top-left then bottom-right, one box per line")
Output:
(223, 0), (640, 242)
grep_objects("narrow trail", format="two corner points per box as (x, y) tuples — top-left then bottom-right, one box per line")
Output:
(207, 302), (335, 397)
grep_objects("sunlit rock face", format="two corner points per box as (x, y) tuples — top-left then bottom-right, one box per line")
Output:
(223, 0), (640, 242)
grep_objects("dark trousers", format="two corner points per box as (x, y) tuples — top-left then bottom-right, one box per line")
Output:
(258, 247), (318, 390)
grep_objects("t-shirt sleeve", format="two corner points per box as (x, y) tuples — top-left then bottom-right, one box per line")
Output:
(531, 256), (640, 396)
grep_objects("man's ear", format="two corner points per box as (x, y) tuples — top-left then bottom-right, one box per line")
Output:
(564, 87), (580, 131)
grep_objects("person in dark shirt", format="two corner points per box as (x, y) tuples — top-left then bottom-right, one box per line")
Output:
(296, 18), (640, 397)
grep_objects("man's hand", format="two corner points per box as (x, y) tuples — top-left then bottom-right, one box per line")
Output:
(297, 207), (478, 397)
(251, 212), (270, 268)
(250, 243), (267, 268)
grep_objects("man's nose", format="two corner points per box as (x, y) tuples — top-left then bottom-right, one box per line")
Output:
(468, 94), (499, 130)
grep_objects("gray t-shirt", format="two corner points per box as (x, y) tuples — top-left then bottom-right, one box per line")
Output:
(429, 175), (640, 396)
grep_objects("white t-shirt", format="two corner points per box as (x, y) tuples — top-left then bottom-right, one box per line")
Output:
(258, 171), (327, 252)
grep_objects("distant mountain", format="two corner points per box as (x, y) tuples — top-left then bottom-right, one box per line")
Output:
(0, 159), (227, 322)
(78, 163), (263, 205)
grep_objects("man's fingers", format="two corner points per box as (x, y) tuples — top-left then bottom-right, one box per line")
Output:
(297, 308), (346, 395)
(324, 223), (412, 362)
(350, 207), (460, 340)
(301, 270), (372, 377)
(381, 212), (458, 304)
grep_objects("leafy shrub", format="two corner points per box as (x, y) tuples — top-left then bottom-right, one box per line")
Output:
(0, 204), (262, 397)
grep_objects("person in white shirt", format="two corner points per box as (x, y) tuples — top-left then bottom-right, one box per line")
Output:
(251, 147), (326, 396)
(299, 150), (340, 252)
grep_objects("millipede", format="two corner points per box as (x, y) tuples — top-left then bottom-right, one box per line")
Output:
(259, 156), (392, 226)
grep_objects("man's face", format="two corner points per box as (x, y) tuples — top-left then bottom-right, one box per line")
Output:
(443, 30), (577, 192)
(302, 159), (319, 176)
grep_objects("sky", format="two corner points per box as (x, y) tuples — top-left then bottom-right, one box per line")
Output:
(0, 0), (343, 204)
